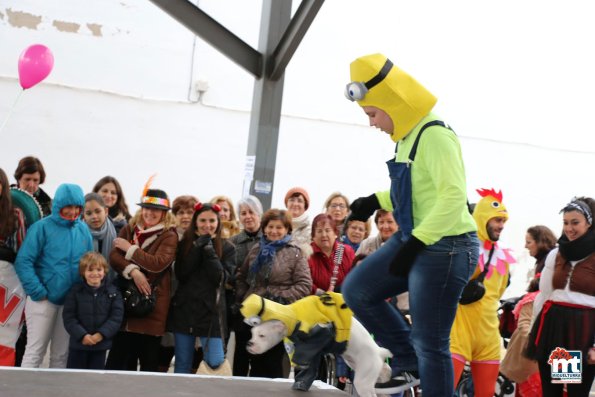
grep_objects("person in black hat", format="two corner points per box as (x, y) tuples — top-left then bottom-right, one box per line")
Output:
(105, 187), (178, 372)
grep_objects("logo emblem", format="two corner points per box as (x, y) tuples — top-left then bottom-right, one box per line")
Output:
(548, 347), (582, 383)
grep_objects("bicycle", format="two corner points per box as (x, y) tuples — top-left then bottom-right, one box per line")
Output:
(455, 362), (515, 397)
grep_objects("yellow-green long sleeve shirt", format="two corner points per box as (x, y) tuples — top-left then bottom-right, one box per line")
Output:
(376, 113), (476, 245)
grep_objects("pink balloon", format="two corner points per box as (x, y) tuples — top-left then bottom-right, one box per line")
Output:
(18, 44), (54, 90)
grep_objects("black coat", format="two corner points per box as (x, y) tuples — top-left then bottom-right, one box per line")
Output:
(170, 237), (235, 337)
(62, 281), (124, 350)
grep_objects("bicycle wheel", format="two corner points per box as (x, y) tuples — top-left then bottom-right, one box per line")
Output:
(494, 373), (515, 397)
(455, 375), (475, 397)
(320, 353), (337, 386)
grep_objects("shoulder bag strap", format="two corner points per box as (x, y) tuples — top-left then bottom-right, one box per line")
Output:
(476, 245), (495, 282)
(328, 243), (345, 292)
(205, 272), (226, 356)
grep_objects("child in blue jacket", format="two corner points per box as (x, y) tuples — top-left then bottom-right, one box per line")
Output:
(14, 183), (93, 368)
(63, 252), (123, 369)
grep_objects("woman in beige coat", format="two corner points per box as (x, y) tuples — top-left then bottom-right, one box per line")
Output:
(500, 225), (556, 396)
(105, 188), (178, 372)
(234, 208), (312, 378)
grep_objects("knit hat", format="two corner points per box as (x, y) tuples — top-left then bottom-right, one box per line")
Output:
(138, 188), (171, 211)
(472, 188), (509, 243)
(348, 53), (437, 142)
(284, 187), (310, 210)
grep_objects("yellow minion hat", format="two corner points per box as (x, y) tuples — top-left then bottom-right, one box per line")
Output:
(348, 53), (437, 142)
(240, 294), (300, 333)
(472, 188), (509, 243)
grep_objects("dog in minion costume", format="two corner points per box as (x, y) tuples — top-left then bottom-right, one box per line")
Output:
(450, 188), (515, 396)
(240, 292), (392, 396)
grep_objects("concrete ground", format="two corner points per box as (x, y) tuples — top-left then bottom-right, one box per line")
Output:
(0, 367), (346, 397)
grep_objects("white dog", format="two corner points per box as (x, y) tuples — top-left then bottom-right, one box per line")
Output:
(247, 316), (392, 397)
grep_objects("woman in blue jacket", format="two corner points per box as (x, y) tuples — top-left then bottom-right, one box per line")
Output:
(15, 183), (93, 368)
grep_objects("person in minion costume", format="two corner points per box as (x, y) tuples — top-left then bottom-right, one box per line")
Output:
(450, 188), (515, 396)
(240, 292), (352, 391)
(341, 53), (479, 396)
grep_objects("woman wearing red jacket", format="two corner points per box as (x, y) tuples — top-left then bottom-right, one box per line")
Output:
(308, 214), (354, 295)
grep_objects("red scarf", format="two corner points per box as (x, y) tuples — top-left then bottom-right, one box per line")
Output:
(132, 224), (164, 247)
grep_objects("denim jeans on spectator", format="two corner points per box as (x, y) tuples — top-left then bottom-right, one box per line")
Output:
(174, 332), (224, 373)
(343, 231), (478, 397)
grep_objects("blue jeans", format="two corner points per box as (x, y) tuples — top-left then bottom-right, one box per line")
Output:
(343, 232), (478, 397)
(174, 332), (224, 374)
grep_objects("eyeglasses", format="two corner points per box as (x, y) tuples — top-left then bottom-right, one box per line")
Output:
(330, 203), (346, 209)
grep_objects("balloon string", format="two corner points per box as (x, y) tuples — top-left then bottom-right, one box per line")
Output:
(0, 89), (24, 134)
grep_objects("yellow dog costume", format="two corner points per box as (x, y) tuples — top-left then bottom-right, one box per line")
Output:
(240, 291), (352, 345)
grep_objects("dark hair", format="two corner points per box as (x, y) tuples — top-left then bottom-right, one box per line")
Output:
(526, 225), (557, 261)
(14, 156), (46, 184)
(92, 176), (131, 220)
(311, 213), (338, 238)
(374, 209), (392, 225)
(84, 192), (107, 207)
(571, 196), (595, 229)
(0, 168), (15, 237)
(172, 195), (198, 215)
(262, 208), (292, 235)
(180, 203), (223, 258)
(526, 225), (557, 292)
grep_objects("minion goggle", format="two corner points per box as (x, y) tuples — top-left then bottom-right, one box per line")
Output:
(243, 295), (265, 326)
(344, 58), (393, 102)
(244, 316), (262, 326)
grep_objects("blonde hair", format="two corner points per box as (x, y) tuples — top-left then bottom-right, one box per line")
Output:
(129, 209), (177, 229)
(79, 252), (109, 278)
(210, 195), (238, 222)
(324, 192), (350, 210)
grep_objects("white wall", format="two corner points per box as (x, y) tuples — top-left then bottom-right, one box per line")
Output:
(2, 0), (595, 296)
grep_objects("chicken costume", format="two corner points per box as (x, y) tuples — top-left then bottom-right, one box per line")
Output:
(450, 189), (515, 393)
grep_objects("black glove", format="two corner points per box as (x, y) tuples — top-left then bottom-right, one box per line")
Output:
(202, 242), (218, 258)
(230, 302), (242, 316)
(349, 194), (381, 222)
(193, 234), (211, 248)
(389, 236), (426, 277)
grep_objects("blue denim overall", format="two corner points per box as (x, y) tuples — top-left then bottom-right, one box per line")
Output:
(342, 121), (479, 397)
(389, 120), (445, 239)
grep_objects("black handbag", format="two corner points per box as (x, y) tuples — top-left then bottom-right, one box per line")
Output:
(459, 246), (494, 305)
(120, 269), (168, 318)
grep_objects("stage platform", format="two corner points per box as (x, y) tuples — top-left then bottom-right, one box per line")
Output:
(0, 367), (347, 396)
